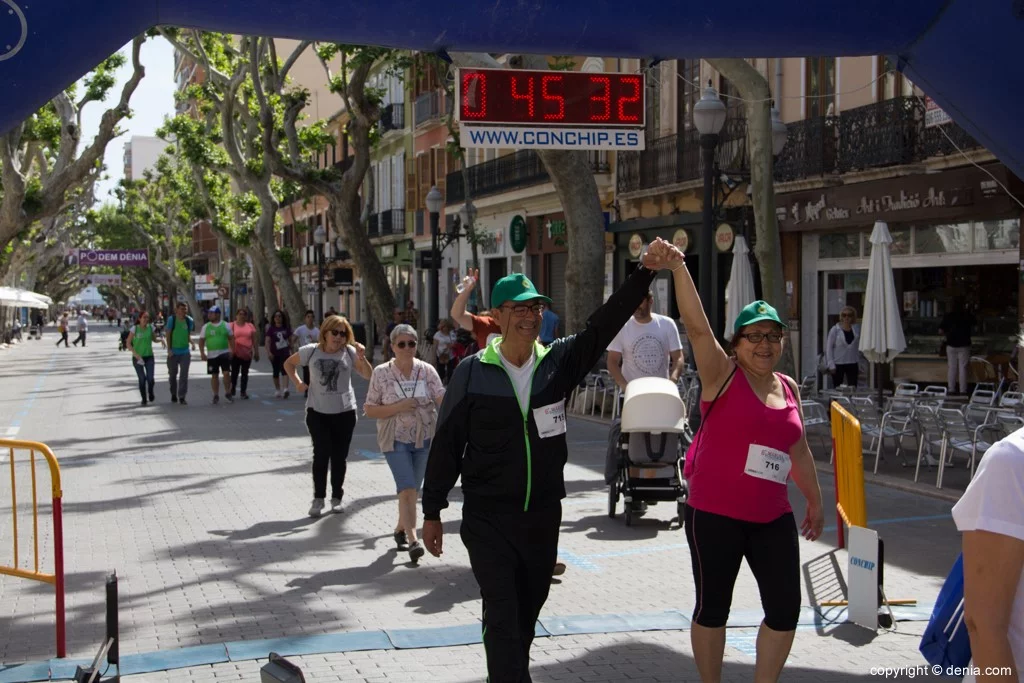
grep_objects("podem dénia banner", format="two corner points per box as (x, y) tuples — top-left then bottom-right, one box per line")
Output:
(65, 248), (149, 267)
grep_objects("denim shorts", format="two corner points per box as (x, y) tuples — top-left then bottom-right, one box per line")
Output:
(384, 439), (431, 493)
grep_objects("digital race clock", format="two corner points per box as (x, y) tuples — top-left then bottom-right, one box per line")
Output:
(456, 68), (646, 128)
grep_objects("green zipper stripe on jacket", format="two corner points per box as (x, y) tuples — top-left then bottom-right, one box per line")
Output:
(480, 339), (552, 512)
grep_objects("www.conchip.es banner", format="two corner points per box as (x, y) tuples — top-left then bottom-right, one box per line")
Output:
(64, 248), (149, 268)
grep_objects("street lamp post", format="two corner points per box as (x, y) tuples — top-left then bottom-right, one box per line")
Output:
(693, 80), (727, 339)
(425, 186), (443, 333)
(459, 199), (478, 309)
(313, 223), (327, 323)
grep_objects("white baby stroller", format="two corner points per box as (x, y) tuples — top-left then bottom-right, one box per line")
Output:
(607, 377), (691, 526)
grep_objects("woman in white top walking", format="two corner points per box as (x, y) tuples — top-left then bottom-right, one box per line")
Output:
(825, 306), (861, 388)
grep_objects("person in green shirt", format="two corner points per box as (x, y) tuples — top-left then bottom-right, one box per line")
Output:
(166, 302), (197, 405)
(199, 306), (236, 405)
(127, 311), (165, 406)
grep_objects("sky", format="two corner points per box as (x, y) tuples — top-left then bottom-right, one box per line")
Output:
(79, 37), (177, 206)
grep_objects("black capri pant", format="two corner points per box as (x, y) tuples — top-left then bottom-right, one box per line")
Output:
(683, 504), (801, 631)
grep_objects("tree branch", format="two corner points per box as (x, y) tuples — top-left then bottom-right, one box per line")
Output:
(158, 29), (230, 87)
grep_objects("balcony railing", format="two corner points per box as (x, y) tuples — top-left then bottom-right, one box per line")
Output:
(617, 118), (748, 194)
(367, 213), (380, 238)
(380, 208), (406, 236)
(414, 91), (442, 127)
(836, 96), (924, 172)
(622, 98), (989, 191)
(381, 103), (405, 133)
(921, 120), (983, 158)
(446, 150), (609, 204)
(775, 116), (838, 182)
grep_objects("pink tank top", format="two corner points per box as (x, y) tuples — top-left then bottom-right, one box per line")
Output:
(684, 368), (803, 523)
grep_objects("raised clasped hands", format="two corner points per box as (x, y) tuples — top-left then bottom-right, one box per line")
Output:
(641, 237), (685, 271)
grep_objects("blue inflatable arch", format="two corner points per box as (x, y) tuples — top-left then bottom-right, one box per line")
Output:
(2, 1), (1023, 178)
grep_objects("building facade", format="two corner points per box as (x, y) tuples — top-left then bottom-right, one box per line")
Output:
(122, 136), (166, 181)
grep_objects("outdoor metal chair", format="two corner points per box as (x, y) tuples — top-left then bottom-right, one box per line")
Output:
(913, 405), (945, 482)
(933, 408), (995, 489)
(969, 388), (997, 406)
(999, 391), (1024, 409)
(895, 383), (920, 396)
(801, 400), (830, 454)
(799, 375), (817, 399)
(870, 396), (918, 472)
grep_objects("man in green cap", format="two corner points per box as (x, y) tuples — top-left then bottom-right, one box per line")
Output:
(422, 241), (679, 682)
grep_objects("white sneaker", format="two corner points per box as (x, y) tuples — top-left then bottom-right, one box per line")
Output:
(308, 498), (325, 517)
(330, 498), (343, 513)
(275, 389), (282, 398)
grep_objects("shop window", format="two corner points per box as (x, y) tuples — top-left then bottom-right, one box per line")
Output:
(805, 57), (836, 118)
(818, 232), (860, 259)
(973, 219), (1020, 251)
(914, 223), (972, 254)
(890, 228), (911, 256)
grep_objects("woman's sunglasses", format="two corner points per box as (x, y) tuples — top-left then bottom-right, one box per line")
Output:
(327, 329), (347, 338)
(395, 340), (417, 349)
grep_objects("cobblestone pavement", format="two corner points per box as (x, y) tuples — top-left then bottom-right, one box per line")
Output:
(0, 328), (961, 681)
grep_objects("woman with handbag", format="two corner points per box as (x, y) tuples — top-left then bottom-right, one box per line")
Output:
(229, 309), (259, 400)
(825, 306), (861, 388)
(668, 234), (824, 683)
(363, 324), (445, 563)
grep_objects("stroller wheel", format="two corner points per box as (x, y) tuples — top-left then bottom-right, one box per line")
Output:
(607, 480), (618, 519)
(624, 504), (633, 526)
(677, 501), (686, 526)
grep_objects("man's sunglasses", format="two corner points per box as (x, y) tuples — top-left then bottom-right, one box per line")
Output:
(395, 340), (417, 349)
(327, 329), (348, 338)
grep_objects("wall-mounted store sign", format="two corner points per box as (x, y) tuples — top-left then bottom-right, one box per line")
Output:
(509, 215), (528, 253)
(628, 233), (644, 258)
(672, 229), (690, 253)
(714, 224), (734, 252)
(775, 164), (1020, 232)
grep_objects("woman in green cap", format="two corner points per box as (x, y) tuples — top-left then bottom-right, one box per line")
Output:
(666, 236), (824, 683)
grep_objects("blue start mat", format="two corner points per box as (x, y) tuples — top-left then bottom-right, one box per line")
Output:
(226, 631), (392, 660)
(0, 604), (934, 681)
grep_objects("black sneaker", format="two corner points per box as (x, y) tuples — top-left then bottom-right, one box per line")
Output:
(171, 396), (178, 404)
(179, 398), (187, 406)
(148, 392), (155, 402)
(393, 530), (408, 550)
(141, 398), (147, 407)
(241, 393), (250, 400)
(408, 541), (425, 563)
(212, 395), (219, 405)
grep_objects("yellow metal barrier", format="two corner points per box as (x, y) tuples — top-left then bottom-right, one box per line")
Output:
(830, 402), (866, 548)
(1, 439), (65, 657)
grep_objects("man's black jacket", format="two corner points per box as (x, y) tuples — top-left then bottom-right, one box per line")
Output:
(422, 265), (658, 520)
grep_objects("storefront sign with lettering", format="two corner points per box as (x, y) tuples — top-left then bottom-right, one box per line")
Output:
(774, 165), (1021, 232)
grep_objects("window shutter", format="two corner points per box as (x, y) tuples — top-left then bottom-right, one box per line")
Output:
(406, 155), (417, 211)
(435, 148), (447, 195)
(418, 153), (431, 209)
(393, 153), (404, 209)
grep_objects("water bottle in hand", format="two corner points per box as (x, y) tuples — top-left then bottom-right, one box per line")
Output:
(456, 274), (477, 294)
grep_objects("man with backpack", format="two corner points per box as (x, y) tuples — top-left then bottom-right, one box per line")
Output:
(166, 302), (197, 405)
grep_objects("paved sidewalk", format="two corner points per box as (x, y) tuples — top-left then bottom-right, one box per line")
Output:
(0, 329), (960, 681)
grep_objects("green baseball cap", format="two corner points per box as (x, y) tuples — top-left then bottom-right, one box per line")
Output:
(733, 300), (787, 334)
(490, 273), (551, 308)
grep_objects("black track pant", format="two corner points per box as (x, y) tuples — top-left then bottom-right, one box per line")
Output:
(683, 504), (801, 631)
(305, 408), (356, 500)
(460, 505), (560, 683)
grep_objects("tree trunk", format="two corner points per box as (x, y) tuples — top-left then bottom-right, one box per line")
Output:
(449, 52), (606, 334)
(706, 58), (795, 377)
(250, 257), (266, 336)
(329, 202), (394, 332)
(256, 257), (279, 321)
